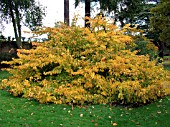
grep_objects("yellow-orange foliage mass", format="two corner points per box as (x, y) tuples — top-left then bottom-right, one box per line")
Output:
(1, 15), (168, 105)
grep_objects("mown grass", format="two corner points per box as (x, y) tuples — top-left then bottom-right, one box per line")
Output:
(164, 56), (170, 70)
(0, 70), (12, 81)
(0, 70), (170, 127)
(164, 56), (170, 59)
(163, 60), (170, 70)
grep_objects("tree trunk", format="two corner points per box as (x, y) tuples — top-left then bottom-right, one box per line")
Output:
(119, 16), (125, 28)
(85, 0), (90, 27)
(159, 41), (164, 58)
(9, 3), (19, 48)
(9, 2), (22, 49)
(15, 4), (22, 48)
(64, 0), (69, 25)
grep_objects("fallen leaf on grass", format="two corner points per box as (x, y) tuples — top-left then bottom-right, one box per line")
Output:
(51, 110), (55, 113)
(70, 122), (74, 125)
(112, 123), (118, 126)
(91, 120), (95, 122)
(129, 108), (133, 110)
(94, 123), (98, 126)
(157, 111), (161, 114)
(7, 110), (11, 112)
(136, 122), (140, 125)
(25, 123), (30, 127)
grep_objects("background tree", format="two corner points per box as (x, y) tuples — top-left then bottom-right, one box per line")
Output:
(75, 0), (91, 27)
(99, 0), (165, 57)
(150, 0), (170, 57)
(64, 0), (70, 25)
(0, 0), (45, 48)
(75, 0), (146, 28)
(99, 0), (146, 28)
(24, 1), (46, 31)
(84, 0), (91, 27)
(135, 3), (157, 36)
(132, 1), (163, 57)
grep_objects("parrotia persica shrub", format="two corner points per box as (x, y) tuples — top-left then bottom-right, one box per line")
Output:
(1, 16), (167, 105)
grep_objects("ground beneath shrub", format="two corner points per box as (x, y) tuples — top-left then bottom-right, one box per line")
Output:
(0, 89), (170, 127)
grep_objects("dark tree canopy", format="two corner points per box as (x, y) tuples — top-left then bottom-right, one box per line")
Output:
(150, 0), (170, 49)
(24, 1), (46, 31)
(75, 0), (146, 28)
(99, 0), (146, 27)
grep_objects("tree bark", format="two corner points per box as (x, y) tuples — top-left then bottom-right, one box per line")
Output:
(85, 0), (90, 27)
(9, 2), (22, 48)
(9, 3), (19, 48)
(159, 41), (164, 58)
(119, 16), (125, 28)
(15, 3), (22, 48)
(64, 0), (69, 25)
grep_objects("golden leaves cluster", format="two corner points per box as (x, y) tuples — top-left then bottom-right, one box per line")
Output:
(1, 15), (167, 105)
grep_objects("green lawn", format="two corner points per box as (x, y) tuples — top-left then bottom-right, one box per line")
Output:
(164, 56), (170, 59)
(163, 60), (170, 70)
(164, 56), (170, 70)
(0, 70), (12, 82)
(0, 70), (170, 127)
(0, 89), (170, 127)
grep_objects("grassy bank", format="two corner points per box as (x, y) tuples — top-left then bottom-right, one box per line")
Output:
(0, 70), (170, 127)
(0, 89), (169, 127)
(163, 57), (170, 70)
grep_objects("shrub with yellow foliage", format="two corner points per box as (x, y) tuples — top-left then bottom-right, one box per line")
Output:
(1, 15), (167, 105)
